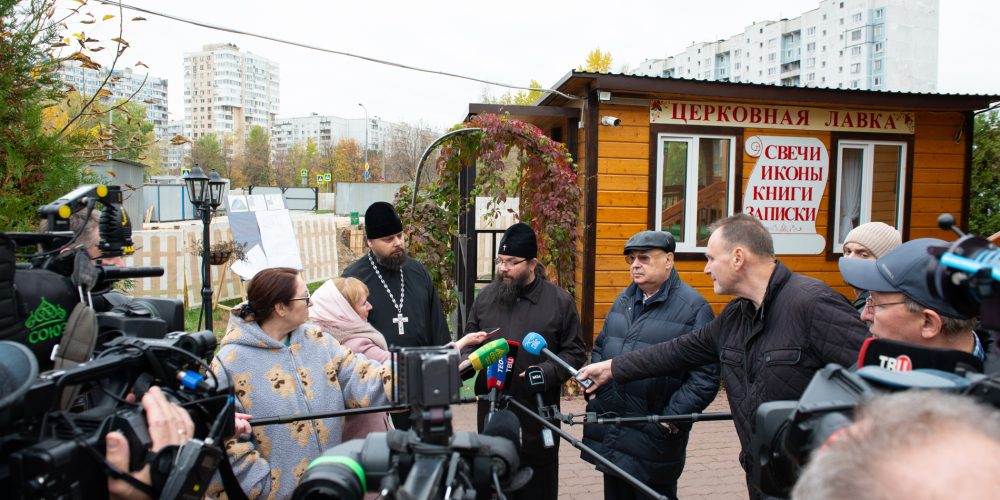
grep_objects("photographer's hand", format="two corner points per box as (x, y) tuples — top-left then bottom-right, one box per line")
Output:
(106, 386), (194, 500)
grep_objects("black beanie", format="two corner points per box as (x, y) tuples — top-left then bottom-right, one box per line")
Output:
(364, 202), (403, 240)
(498, 223), (537, 260)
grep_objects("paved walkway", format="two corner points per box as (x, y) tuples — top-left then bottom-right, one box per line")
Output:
(452, 389), (748, 499)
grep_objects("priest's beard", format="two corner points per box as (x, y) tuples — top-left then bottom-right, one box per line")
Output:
(373, 248), (408, 271)
(494, 270), (532, 304)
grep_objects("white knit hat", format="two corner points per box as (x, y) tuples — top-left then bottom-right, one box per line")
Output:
(843, 222), (902, 258)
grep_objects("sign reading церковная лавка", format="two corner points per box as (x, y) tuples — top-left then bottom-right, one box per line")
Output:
(742, 136), (829, 255)
(650, 99), (915, 134)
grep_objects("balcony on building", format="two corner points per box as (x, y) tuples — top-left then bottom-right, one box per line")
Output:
(780, 60), (801, 79)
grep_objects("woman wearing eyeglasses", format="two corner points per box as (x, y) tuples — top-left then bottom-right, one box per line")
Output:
(209, 267), (392, 499)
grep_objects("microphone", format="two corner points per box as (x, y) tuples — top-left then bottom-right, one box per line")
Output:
(521, 332), (593, 389)
(857, 337), (984, 373)
(480, 409), (527, 487)
(459, 338), (510, 378)
(486, 357), (509, 415)
(524, 366), (555, 448)
(482, 409), (522, 454)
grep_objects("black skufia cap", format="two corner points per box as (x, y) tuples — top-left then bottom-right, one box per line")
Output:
(364, 202), (403, 240)
(498, 223), (537, 260)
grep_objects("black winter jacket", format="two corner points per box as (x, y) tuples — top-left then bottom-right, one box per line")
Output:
(582, 269), (718, 485)
(611, 261), (869, 482)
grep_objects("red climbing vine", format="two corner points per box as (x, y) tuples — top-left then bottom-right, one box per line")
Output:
(395, 113), (581, 313)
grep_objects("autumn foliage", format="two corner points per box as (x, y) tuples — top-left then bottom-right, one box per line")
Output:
(395, 113), (580, 313)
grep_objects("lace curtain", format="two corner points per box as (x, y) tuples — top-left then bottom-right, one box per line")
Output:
(838, 149), (864, 243)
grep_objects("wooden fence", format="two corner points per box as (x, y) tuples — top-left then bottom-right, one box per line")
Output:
(129, 213), (341, 307)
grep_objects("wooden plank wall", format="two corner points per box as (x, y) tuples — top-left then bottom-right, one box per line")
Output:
(593, 104), (651, 336)
(910, 111), (967, 238)
(584, 103), (969, 343)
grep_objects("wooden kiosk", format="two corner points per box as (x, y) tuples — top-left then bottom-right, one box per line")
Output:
(469, 72), (999, 345)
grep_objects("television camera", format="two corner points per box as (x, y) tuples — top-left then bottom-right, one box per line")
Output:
(292, 345), (532, 500)
(0, 185), (238, 499)
(749, 215), (1000, 497)
(2, 184), (185, 372)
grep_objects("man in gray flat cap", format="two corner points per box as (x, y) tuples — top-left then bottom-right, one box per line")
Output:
(582, 230), (718, 500)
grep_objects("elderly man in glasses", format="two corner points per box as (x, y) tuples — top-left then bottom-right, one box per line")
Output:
(463, 222), (586, 500)
(581, 230), (718, 500)
(839, 238), (983, 360)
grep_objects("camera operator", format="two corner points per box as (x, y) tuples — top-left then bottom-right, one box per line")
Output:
(576, 214), (870, 499)
(791, 391), (1000, 500)
(105, 386), (194, 500)
(38, 204), (126, 268)
(839, 238), (984, 361)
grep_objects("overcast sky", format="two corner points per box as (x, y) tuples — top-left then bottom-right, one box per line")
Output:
(70, 0), (998, 130)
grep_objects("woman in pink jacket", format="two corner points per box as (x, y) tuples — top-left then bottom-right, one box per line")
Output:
(310, 277), (488, 440)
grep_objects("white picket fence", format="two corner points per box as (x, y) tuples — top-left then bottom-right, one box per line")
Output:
(125, 198), (520, 307)
(129, 213), (341, 307)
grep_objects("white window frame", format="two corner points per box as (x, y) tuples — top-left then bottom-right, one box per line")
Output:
(654, 133), (738, 252)
(832, 140), (908, 252)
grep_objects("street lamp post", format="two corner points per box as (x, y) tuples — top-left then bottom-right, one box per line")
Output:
(184, 165), (226, 331)
(358, 103), (369, 181)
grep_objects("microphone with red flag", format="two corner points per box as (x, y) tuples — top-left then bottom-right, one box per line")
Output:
(857, 337), (984, 373)
(486, 340), (520, 415)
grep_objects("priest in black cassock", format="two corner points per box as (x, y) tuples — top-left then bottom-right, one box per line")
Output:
(343, 201), (451, 429)
(463, 222), (587, 500)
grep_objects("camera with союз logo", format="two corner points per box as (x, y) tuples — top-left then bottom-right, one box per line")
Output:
(0, 185), (238, 499)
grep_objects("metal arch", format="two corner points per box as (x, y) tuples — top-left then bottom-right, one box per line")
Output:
(410, 126), (545, 205)
(411, 127), (482, 206)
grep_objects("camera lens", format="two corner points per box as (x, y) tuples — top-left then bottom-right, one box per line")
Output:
(176, 331), (217, 358)
(293, 456), (366, 500)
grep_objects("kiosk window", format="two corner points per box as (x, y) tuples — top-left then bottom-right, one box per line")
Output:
(655, 134), (737, 251)
(833, 141), (906, 251)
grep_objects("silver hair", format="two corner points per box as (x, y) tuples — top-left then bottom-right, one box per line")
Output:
(792, 391), (1000, 500)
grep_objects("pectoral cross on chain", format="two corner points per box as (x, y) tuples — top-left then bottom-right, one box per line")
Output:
(393, 313), (409, 336)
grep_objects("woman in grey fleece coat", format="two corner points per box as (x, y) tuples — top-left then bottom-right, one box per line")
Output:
(208, 267), (392, 500)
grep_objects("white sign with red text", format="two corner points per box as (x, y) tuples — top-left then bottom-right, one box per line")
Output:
(742, 136), (829, 254)
(650, 99), (915, 134)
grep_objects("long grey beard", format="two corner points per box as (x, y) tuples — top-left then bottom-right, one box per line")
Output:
(374, 250), (408, 271)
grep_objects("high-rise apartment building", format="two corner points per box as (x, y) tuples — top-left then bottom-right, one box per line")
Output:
(184, 43), (280, 141)
(272, 113), (391, 155)
(57, 64), (170, 136)
(160, 120), (190, 174)
(633, 0), (938, 92)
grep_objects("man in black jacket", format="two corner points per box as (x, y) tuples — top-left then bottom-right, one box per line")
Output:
(577, 214), (870, 499)
(583, 230), (718, 500)
(464, 222), (587, 500)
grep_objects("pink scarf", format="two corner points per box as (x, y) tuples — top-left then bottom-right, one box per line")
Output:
(309, 280), (388, 351)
